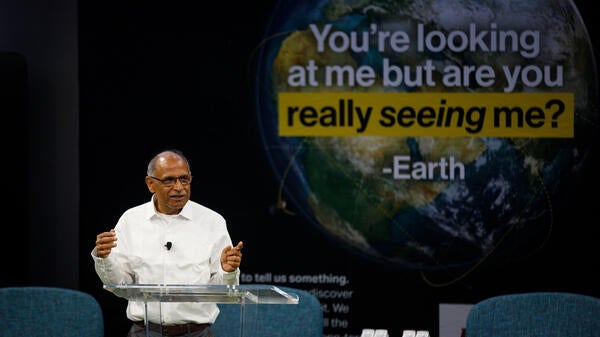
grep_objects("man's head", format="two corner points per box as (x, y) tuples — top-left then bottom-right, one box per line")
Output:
(145, 149), (192, 214)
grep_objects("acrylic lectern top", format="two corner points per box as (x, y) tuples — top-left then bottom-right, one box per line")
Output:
(103, 284), (299, 305)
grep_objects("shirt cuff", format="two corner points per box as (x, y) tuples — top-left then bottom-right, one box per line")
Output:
(223, 269), (239, 285)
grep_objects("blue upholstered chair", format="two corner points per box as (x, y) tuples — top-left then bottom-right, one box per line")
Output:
(212, 285), (323, 337)
(465, 291), (600, 337)
(0, 286), (104, 337)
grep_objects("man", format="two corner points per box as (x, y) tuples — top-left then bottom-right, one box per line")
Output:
(92, 149), (243, 337)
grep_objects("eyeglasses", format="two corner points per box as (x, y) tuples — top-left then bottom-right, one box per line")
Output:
(149, 174), (192, 187)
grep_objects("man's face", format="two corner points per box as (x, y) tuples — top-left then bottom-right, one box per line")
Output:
(146, 153), (192, 214)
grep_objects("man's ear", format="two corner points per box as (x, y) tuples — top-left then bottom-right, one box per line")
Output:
(145, 176), (156, 193)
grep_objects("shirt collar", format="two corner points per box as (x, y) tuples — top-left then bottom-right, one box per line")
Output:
(146, 194), (192, 220)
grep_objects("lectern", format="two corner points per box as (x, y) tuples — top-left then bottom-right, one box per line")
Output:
(103, 284), (299, 337)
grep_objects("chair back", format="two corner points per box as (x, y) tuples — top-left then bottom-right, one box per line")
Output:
(465, 291), (600, 337)
(212, 285), (323, 337)
(0, 286), (104, 337)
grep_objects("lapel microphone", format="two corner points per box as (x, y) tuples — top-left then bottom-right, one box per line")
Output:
(165, 242), (172, 250)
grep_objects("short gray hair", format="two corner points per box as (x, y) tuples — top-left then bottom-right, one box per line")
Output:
(146, 149), (191, 176)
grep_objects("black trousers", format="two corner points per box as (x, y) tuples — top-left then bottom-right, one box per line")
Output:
(127, 323), (215, 337)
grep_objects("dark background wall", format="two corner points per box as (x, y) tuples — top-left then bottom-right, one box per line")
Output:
(1, 0), (79, 288)
(2, 1), (599, 336)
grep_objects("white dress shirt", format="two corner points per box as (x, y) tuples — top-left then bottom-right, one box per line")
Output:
(91, 196), (239, 324)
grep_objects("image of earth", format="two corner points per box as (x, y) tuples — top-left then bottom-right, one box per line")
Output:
(254, 0), (599, 270)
